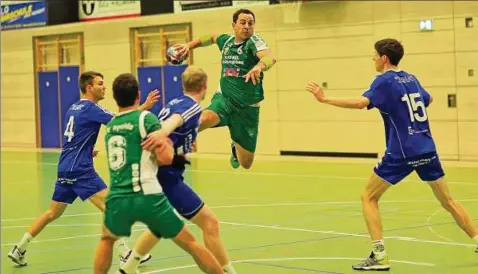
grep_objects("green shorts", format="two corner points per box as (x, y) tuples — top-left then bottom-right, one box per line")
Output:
(104, 194), (183, 239)
(206, 92), (260, 152)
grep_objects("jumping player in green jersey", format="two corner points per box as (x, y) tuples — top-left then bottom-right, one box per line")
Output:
(175, 8), (277, 169)
(93, 73), (223, 274)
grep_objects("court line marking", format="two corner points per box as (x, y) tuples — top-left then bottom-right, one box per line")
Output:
(220, 221), (476, 248)
(2, 160), (477, 186)
(3, 218), (475, 249)
(425, 209), (459, 244)
(3, 198), (478, 223)
(140, 257), (435, 273)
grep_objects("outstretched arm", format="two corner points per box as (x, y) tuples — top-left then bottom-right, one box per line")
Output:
(138, 89), (160, 111)
(175, 34), (219, 57)
(306, 81), (370, 109)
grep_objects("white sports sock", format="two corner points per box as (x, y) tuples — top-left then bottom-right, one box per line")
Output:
(223, 263), (237, 274)
(372, 239), (386, 260)
(117, 238), (130, 255)
(121, 249), (142, 273)
(473, 235), (478, 244)
(18, 233), (33, 252)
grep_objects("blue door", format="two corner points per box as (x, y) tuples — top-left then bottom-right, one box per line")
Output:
(163, 65), (187, 104)
(137, 66), (163, 116)
(38, 71), (60, 148)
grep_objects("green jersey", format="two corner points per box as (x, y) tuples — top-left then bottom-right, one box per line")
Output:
(105, 110), (162, 200)
(216, 33), (268, 107)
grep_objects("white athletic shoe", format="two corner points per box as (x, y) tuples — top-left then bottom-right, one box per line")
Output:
(119, 250), (152, 265)
(8, 245), (27, 266)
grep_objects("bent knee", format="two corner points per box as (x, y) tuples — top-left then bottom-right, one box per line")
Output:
(361, 191), (378, 202)
(197, 213), (220, 235)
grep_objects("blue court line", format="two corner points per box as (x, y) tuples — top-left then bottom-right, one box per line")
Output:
(40, 219), (450, 274)
(242, 261), (343, 273)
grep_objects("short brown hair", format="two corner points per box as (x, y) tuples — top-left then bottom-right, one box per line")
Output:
(233, 8), (255, 23)
(79, 71), (103, 94)
(182, 66), (207, 92)
(374, 39), (404, 66)
(112, 73), (139, 108)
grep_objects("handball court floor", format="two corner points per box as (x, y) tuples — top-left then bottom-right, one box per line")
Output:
(1, 149), (478, 274)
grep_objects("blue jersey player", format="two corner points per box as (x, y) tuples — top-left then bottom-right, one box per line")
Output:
(8, 71), (159, 267)
(140, 66), (237, 274)
(306, 39), (478, 271)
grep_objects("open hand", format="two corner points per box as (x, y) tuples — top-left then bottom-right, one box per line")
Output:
(244, 65), (262, 85)
(306, 81), (326, 102)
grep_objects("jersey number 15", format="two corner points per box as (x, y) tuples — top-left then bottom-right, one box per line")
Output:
(401, 93), (428, 123)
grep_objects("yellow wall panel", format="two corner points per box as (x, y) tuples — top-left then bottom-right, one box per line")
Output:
(453, 2), (478, 17)
(401, 31), (454, 54)
(430, 121), (459, 160)
(400, 1), (453, 20)
(1, 98), (36, 121)
(277, 58), (376, 91)
(458, 122), (478, 161)
(400, 53), (455, 87)
(373, 23), (401, 41)
(1, 121), (36, 145)
(424, 88), (457, 121)
(454, 24), (478, 51)
(276, 25), (373, 41)
(401, 18), (454, 33)
(279, 121), (384, 153)
(457, 87), (478, 121)
(372, 1), (401, 22)
(0, 73), (35, 98)
(455, 52), (478, 86)
(277, 35), (374, 60)
(277, 90), (380, 122)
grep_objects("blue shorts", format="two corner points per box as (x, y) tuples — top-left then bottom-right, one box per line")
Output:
(52, 172), (107, 204)
(160, 176), (204, 220)
(374, 151), (445, 185)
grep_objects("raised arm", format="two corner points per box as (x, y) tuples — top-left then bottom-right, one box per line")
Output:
(175, 34), (220, 58)
(306, 81), (370, 109)
(138, 89), (160, 111)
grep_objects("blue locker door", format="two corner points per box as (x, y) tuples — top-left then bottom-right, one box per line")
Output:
(38, 71), (60, 148)
(163, 65), (187, 104)
(59, 66), (80, 147)
(137, 66), (163, 116)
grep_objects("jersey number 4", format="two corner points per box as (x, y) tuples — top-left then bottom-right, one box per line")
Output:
(64, 116), (75, 142)
(401, 93), (428, 122)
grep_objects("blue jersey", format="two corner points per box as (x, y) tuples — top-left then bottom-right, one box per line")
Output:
(362, 70), (435, 159)
(57, 99), (114, 177)
(157, 95), (201, 178)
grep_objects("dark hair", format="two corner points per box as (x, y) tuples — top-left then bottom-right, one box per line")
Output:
(112, 73), (139, 108)
(79, 71), (103, 94)
(374, 39), (404, 66)
(233, 8), (255, 23)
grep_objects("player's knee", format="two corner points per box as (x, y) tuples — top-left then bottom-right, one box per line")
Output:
(361, 191), (376, 203)
(45, 209), (63, 222)
(100, 233), (117, 243)
(203, 215), (220, 236)
(439, 197), (455, 212)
